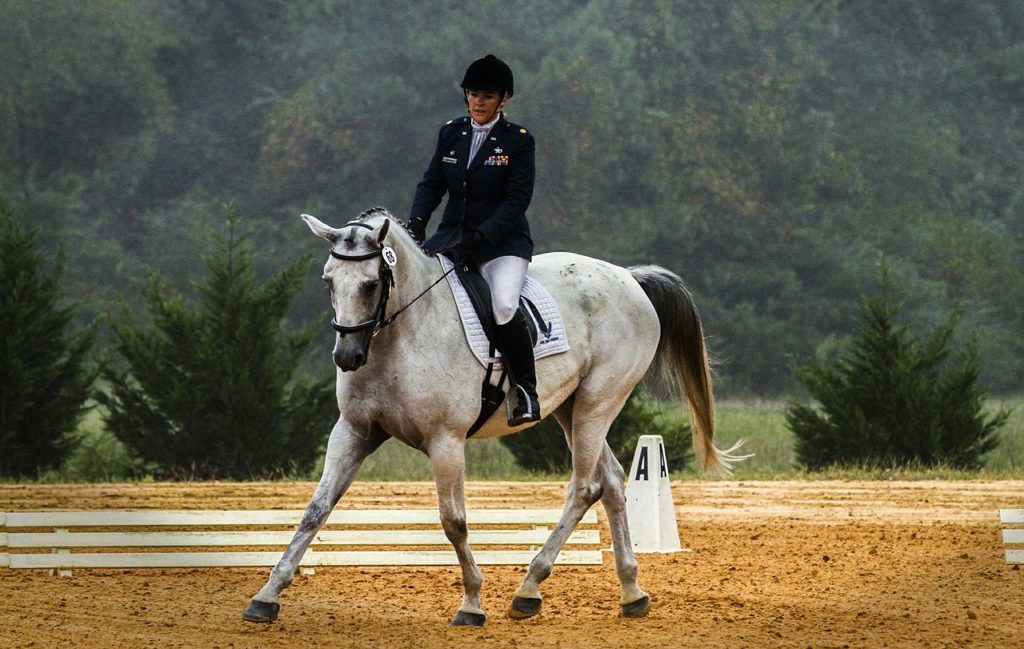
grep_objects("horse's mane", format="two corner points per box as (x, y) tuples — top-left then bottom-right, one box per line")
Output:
(352, 206), (427, 257)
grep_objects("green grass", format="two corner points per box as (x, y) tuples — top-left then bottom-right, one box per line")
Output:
(709, 399), (794, 477)
(30, 396), (1024, 482)
(982, 396), (1024, 472)
(674, 397), (1023, 480)
(358, 437), (527, 481)
(352, 395), (1024, 481)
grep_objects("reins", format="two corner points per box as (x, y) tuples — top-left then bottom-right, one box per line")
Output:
(375, 256), (460, 331)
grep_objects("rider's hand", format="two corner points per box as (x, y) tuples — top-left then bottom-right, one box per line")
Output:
(407, 218), (426, 244)
(455, 229), (484, 258)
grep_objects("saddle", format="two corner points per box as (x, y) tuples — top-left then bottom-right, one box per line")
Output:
(446, 255), (538, 437)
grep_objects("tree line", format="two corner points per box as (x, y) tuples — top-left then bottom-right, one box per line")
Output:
(1, 191), (1005, 480)
(2, 0), (1022, 397)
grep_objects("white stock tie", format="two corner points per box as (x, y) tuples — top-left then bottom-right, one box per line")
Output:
(468, 115), (499, 168)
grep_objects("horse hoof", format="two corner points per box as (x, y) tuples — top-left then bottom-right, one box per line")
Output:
(242, 599), (280, 623)
(450, 610), (486, 627)
(507, 596), (542, 620)
(620, 595), (651, 618)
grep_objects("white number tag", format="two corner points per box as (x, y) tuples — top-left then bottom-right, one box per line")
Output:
(382, 246), (398, 268)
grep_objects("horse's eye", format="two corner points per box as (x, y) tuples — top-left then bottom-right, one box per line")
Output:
(361, 280), (379, 296)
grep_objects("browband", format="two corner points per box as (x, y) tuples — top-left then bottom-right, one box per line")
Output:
(330, 248), (381, 261)
(329, 220), (381, 260)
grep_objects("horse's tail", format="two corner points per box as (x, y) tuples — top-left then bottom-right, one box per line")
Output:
(629, 265), (748, 475)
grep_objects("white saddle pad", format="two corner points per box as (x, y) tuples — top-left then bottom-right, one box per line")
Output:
(439, 256), (570, 368)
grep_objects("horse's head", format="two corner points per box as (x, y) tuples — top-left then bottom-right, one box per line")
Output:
(303, 208), (398, 371)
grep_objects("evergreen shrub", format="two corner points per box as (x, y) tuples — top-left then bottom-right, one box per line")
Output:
(99, 207), (335, 479)
(499, 387), (692, 474)
(787, 277), (1007, 470)
(0, 205), (98, 477)
(55, 426), (142, 482)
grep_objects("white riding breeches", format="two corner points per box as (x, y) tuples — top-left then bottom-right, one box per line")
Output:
(478, 256), (529, 325)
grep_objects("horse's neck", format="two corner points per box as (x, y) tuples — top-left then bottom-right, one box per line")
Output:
(391, 244), (445, 314)
(375, 241), (456, 354)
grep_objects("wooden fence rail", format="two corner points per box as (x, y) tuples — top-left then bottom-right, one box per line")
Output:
(1000, 509), (1024, 564)
(0, 509), (602, 573)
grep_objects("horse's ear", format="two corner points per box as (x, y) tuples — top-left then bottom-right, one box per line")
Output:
(376, 218), (390, 244)
(301, 213), (338, 243)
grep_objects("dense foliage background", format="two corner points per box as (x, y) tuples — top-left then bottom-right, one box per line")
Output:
(98, 208), (335, 479)
(2, 0), (1022, 396)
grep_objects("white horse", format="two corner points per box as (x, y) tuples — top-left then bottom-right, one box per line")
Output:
(243, 208), (745, 626)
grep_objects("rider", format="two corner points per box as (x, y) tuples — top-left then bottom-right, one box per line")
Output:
(408, 54), (540, 427)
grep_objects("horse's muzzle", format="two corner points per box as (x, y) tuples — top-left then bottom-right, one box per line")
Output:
(333, 338), (368, 372)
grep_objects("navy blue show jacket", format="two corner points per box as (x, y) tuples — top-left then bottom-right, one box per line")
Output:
(410, 114), (535, 263)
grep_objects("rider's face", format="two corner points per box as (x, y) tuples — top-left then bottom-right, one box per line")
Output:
(466, 89), (507, 125)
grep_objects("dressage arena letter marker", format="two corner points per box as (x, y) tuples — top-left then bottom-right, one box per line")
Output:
(624, 435), (683, 553)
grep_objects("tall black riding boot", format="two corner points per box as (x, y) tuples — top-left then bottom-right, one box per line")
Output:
(496, 310), (541, 426)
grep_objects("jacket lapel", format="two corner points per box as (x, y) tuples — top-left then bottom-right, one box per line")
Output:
(452, 121), (472, 177)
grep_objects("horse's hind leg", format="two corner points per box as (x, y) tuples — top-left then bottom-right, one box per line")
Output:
(597, 442), (650, 616)
(243, 419), (386, 623)
(508, 398), (616, 620)
(427, 434), (486, 626)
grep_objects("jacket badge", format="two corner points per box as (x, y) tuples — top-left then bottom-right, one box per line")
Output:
(483, 155), (509, 166)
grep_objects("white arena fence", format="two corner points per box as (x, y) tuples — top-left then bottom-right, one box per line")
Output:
(0, 509), (602, 575)
(1000, 509), (1024, 564)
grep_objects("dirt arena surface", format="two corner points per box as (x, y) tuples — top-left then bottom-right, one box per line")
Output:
(1, 480), (1022, 648)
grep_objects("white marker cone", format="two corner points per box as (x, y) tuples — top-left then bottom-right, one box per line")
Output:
(624, 434), (682, 553)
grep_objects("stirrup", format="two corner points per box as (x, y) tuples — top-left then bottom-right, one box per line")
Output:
(506, 385), (541, 426)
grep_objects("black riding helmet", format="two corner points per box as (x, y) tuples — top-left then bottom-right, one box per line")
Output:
(460, 54), (514, 98)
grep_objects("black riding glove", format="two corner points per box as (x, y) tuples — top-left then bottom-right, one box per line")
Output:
(455, 229), (485, 260)
(407, 218), (427, 244)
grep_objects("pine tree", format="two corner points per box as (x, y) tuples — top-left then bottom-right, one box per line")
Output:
(787, 276), (1007, 470)
(99, 206), (335, 478)
(0, 204), (97, 477)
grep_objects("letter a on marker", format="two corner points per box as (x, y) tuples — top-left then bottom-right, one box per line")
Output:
(625, 435), (684, 552)
(635, 447), (649, 481)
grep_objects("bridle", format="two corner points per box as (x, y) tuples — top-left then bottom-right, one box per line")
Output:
(328, 222), (395, 337)
(326, 220), (460, 361)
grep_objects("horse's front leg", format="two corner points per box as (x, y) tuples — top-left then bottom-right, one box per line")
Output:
(243, 418), (386, 623)
(428, 435), (486, 627)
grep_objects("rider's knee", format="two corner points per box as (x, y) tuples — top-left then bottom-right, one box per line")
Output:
(493, 302), (517, 325)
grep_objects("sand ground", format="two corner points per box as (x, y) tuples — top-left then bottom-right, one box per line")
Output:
(1, 480), (1022, 648)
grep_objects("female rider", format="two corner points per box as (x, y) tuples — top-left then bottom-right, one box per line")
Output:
(407, 54), (539, 426)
